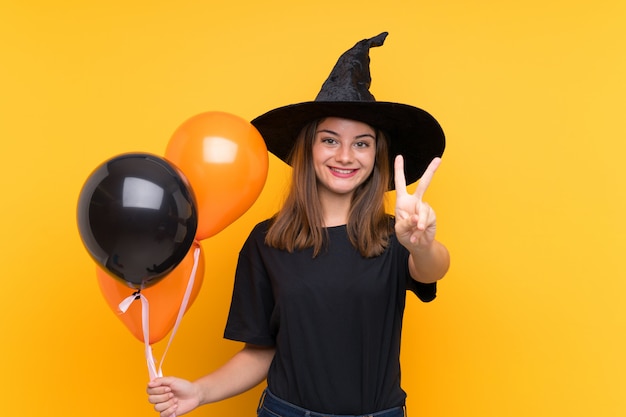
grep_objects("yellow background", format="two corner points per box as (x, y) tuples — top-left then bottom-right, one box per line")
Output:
(1, 1), (625, 416)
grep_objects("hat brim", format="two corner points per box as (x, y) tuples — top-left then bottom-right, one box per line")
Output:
(251, 101), (445, 189)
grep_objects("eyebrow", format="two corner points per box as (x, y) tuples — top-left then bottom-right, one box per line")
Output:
(316, 129), (376, 140)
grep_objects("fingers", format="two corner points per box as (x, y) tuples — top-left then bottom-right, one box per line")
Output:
(414, 157), (441, 201)
(394, 155), (408, 196)
(147, 378), (172, 396)
(155, 403), (178, 417)
(416, 201), (435, 232)
(396, 201), (435, 231)
(395, 155), (441, 199)
(147, 386), (172, 400)
(394, 156), (440, 249)
(150, 395), (178, 417)
(147, 378), (178, 416)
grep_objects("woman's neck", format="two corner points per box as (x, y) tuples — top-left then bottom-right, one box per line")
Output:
(318, 189), (352, 227)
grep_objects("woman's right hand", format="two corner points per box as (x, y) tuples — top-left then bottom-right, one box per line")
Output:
(146, 344), (275, 416)
(147, 376), (201, 417)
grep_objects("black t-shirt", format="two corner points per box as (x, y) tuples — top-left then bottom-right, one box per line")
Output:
(224, 219), (436, 415)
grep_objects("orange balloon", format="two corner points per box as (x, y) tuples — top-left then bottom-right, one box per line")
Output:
(165, 111), (269, 240)
(96, 241), (205, 344)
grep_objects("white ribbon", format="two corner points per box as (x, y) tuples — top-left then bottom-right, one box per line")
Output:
(118, 246), (201, 381)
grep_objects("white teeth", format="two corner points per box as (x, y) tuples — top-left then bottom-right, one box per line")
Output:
(332, 168), (354, 174)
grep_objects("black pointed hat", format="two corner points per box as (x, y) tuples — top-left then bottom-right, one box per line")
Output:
(251, 32), (445, 189)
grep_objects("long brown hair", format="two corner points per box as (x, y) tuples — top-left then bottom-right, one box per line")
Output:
(265, 118), (393, 257)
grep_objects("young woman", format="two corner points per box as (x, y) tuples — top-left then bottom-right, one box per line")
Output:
(147, 32), (449, 417)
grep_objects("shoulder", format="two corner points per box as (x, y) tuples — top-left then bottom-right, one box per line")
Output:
(240, 218), (273, 252)
(250, 218), (272, 235)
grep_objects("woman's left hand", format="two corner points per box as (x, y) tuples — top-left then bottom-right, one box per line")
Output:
(394, 156), (441, 251)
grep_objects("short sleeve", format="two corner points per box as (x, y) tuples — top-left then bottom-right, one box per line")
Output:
(407, 279), (437, 303)
(223, 222), (276, 346)
(390, 217), (438, 303)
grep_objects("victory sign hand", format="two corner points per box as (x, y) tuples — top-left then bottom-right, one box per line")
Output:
(394, 155), (441, 251)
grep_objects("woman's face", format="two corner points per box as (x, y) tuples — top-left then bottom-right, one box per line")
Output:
(312, 117), (377, 198)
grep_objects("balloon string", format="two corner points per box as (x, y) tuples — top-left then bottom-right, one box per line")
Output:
(117, 245), (201, 383)
(157, 246), (200, 376)
(119, 291), (159, 380)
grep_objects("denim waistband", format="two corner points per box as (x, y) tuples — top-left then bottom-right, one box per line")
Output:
(257, 388), (406, 417)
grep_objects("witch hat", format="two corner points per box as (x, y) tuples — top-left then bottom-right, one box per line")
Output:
(251, 32), (445, 188)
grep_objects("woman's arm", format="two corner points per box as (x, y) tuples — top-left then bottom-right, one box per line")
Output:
(408, 239), (450, 283)
(147, 343), (275, 417)
(394, 156), (450, 283)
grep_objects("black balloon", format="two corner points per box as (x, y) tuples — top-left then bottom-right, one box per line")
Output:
(77, 153), (198, 289)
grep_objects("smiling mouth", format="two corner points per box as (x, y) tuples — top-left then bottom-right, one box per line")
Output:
(330, 167), (357, 175)
(329, 167), (359, 178)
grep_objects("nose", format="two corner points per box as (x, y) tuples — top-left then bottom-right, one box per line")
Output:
(335, 143), (353, 163)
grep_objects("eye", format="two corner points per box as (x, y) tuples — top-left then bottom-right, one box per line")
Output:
(354, 140), (373, 149)
(321, 137), (338, 145)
